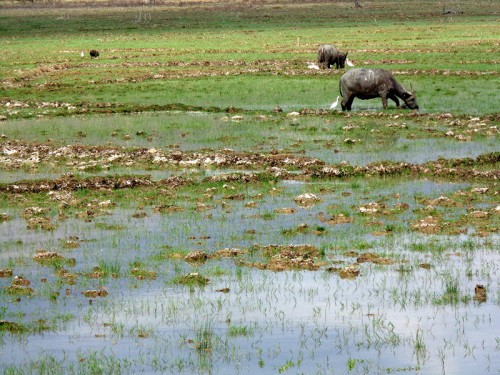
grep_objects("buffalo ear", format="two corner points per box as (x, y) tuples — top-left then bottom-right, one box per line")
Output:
(345, 51), (348, 57)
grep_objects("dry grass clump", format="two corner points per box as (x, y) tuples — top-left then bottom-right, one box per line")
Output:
(173, 273), (210, 287)
(6, 277), (34, 295)
(82, 288), (108, 298)
(0, 269), (14, 278)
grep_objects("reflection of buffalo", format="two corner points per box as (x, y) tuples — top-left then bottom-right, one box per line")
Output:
(317, 44), (348, 69)
(89, 50), (100, 59)
(340, 68), (418, 111)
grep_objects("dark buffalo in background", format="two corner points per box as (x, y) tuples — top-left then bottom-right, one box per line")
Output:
(317, 44), (348, 69)
(89, 50), (100, 59)
(340, 68), (418, 111)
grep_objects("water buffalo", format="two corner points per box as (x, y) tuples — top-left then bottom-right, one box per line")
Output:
(89, 50), (100, 59)
(339, 68), (418, 111)
(317, 44), (348, 69)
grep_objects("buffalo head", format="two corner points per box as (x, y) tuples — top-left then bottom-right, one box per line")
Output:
(401, 91), (418, 110)
(337, 52), (348, 69)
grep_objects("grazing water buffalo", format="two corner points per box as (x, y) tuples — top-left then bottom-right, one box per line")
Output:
(317, 44), (348, 69)
(340, 68), (418, 111)
(89, 50), (100, 59)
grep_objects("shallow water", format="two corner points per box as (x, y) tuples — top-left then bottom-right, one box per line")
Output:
(2, 260), (498, 374)
(0, 176), (498, 374)
(309, 137), (500, 166)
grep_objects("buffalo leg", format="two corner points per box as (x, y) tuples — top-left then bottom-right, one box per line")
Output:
(328, 57), (334, 69)
(388, 94), (400, 108)
(342, 95), (354, 111)
(381, 96), (389, 109)
(341, 98), (348, 111)
(347, 97), (354, 110)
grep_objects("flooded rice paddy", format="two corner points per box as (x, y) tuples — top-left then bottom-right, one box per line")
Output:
(0, 111), (499, 374)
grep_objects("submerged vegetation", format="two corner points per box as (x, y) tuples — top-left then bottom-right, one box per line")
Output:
(0, 0), (499, 374)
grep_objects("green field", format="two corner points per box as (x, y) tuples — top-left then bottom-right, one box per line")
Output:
(0, 1), (499, 374)
(1, 0), (499, 115)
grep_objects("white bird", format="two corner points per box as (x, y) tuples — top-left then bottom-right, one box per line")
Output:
(346, 58), (355, 67)
(307, 62), (320, 70)
(330, 96), (340, 109)
(3, 148), (17, 155)
(80, 51), (84, 58)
